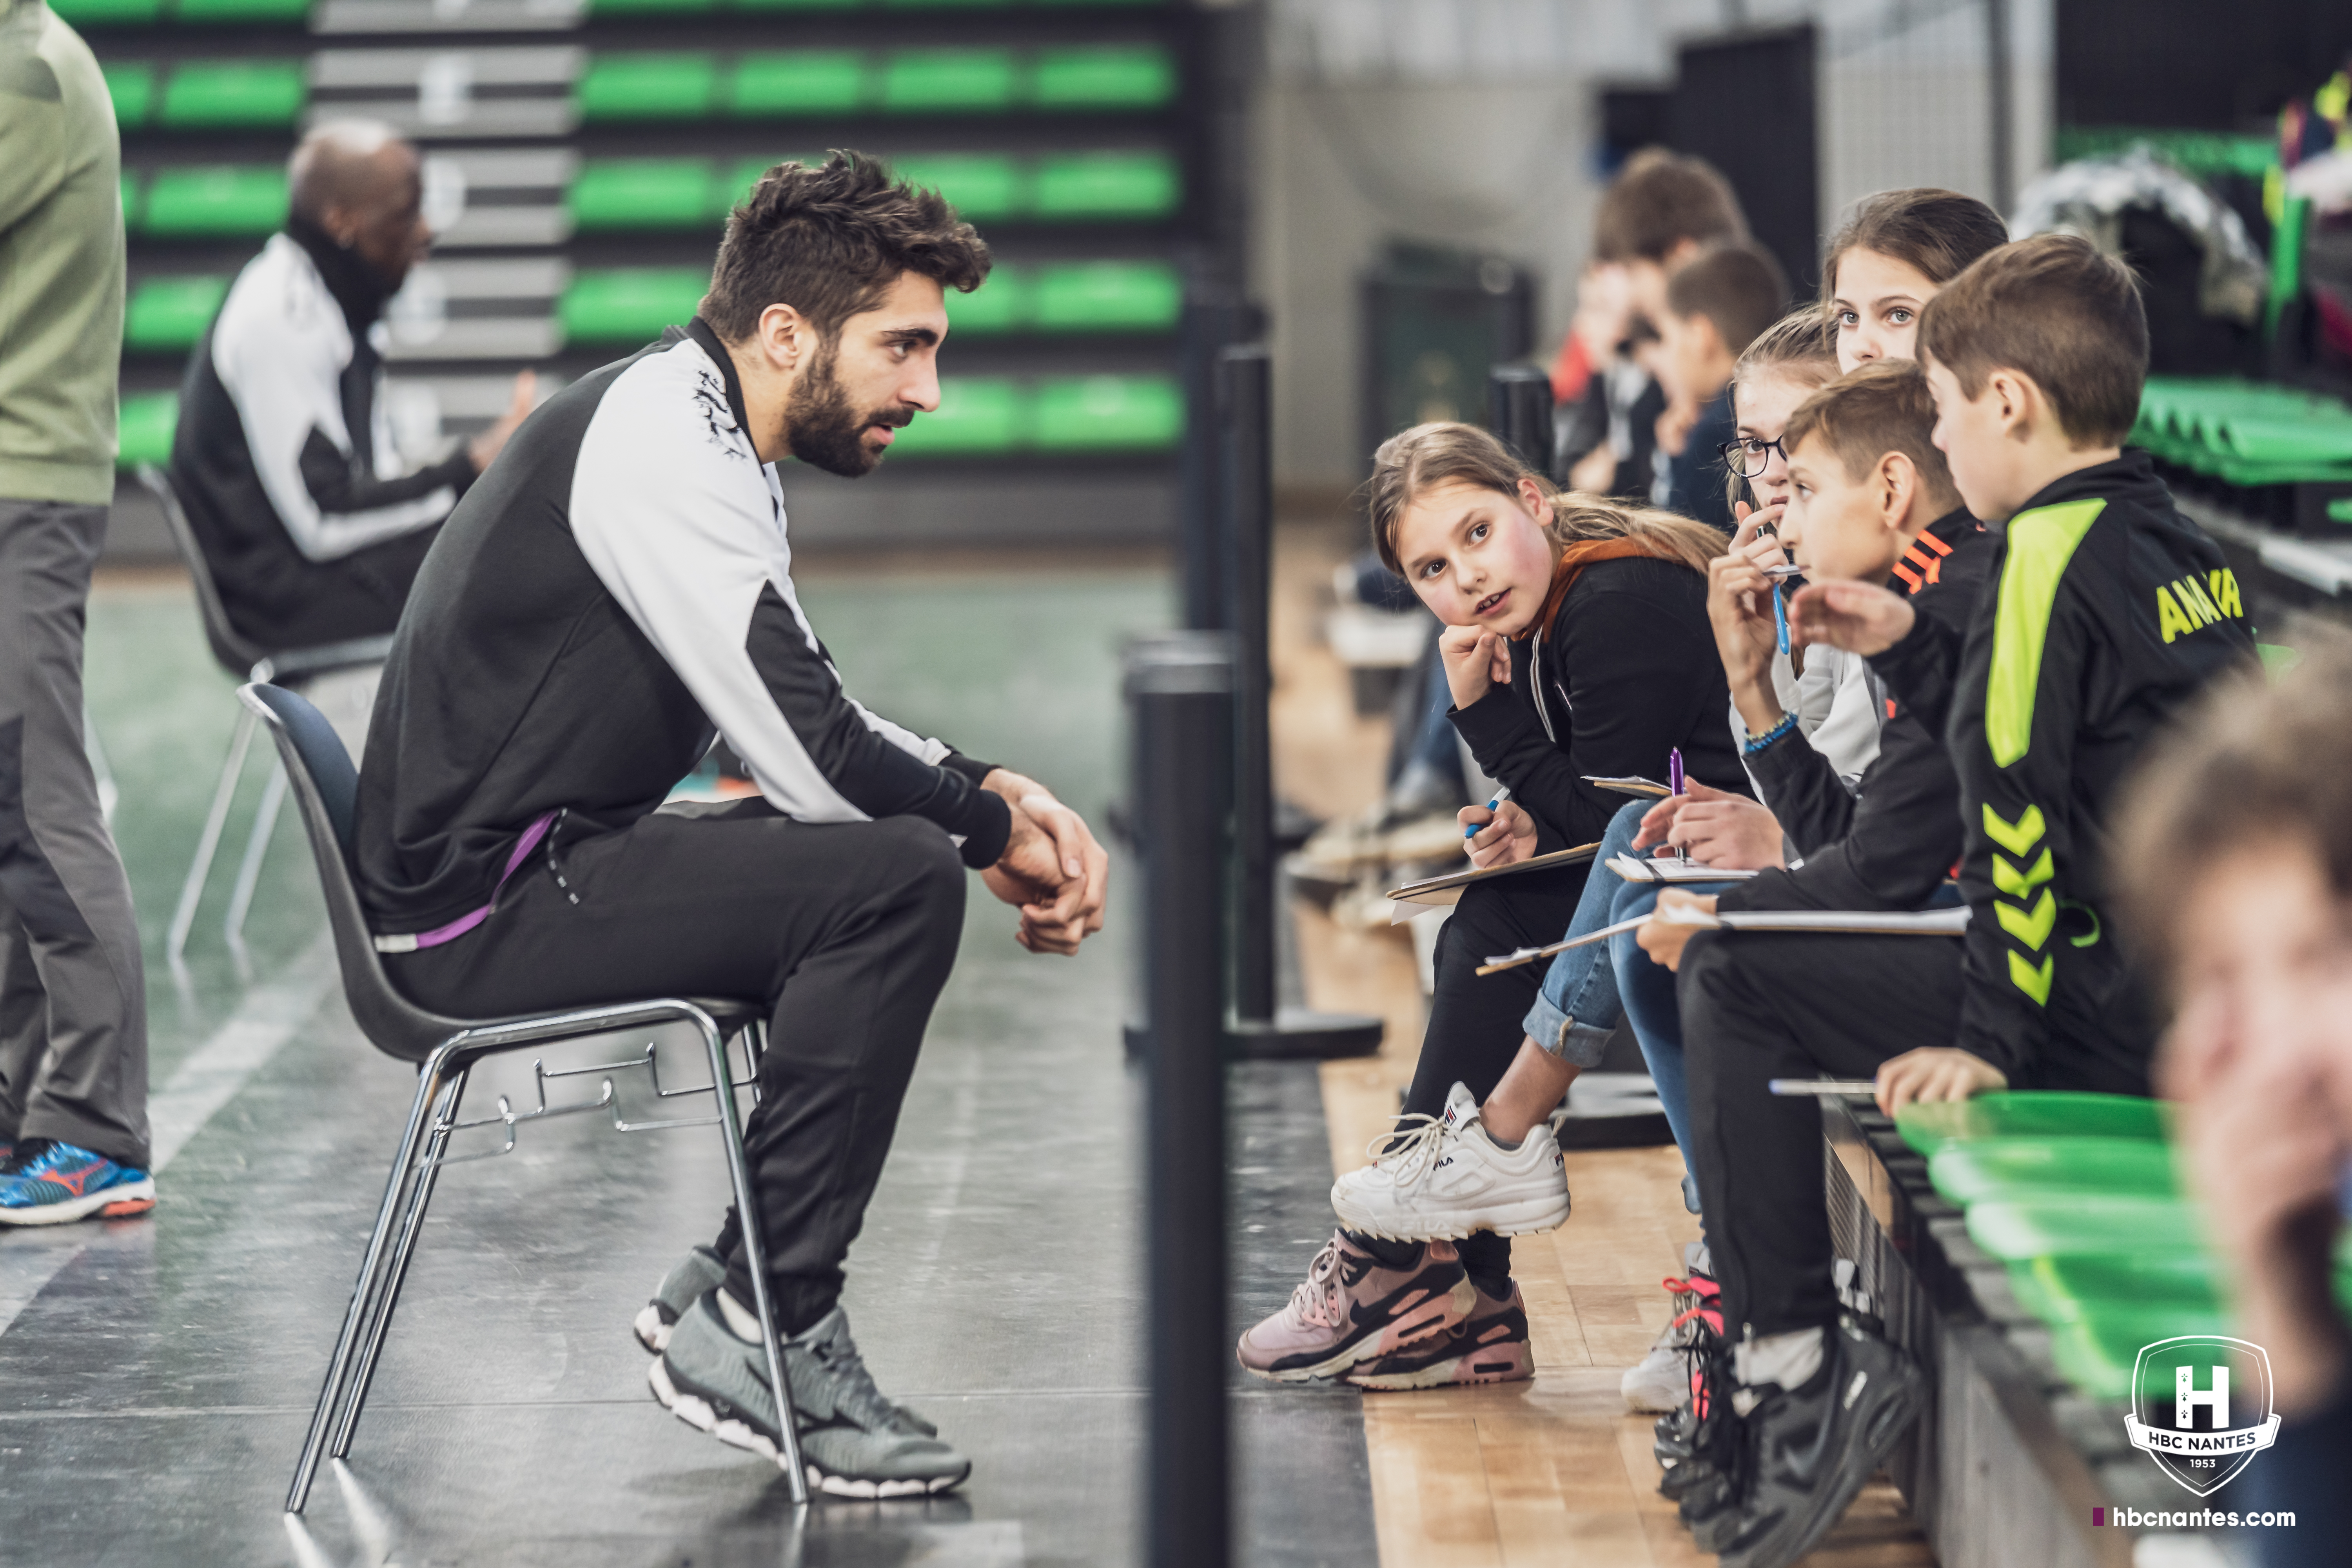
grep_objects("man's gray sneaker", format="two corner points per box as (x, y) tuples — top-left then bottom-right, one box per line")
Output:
(635, 1246), (728, 1353)
(649, 1291), (970, 1498)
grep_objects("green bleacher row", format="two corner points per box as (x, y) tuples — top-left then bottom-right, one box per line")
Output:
(116, 374), (1181, 467)
(101, 45), (1173, 131)
(60, 0), (1156, 24)
(2132, 375), (2352, 487)
(124, 258), (1179, 351)
(1899, 1091), (2352, 1403)
(119, 151), (1177, 237)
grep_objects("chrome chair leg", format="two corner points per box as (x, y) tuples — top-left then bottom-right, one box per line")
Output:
(700, 1012), (808, 1506)
(223, 759), (287, 950)
(286, 1045), (459, 1515)
(170, 706), (256, 967)
(330, 1064), (471, 1460)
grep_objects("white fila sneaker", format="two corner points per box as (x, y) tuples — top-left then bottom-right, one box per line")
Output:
(1330, 1082), (1571, 1241)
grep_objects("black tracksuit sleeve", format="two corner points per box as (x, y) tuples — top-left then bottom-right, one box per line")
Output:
(1738, 721), (1857, 858)
(1450, 582), (1730, 854)
(299, 430), (474, 517)
(1718, 705), (1960, 914)
(1867, 612), (1964, 740)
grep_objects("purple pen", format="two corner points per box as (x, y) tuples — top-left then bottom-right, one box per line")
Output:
(1669, 747), (1685, 797)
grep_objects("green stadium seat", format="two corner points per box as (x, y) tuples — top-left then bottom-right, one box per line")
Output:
(1029, 260), (1179, 332)
(1029, 151), (1180, 220)
(727, 52), (867, 117)
(1029, 45), (1174, 110)
(737, 0), (861, 9)
(878, 49), (1018, 114)
(1894, 1091), (2169, 1156)
(1031, 374), (1181, 450)
(1925, 1138), (2176, 1207)
(887, 153), (1020, 220)
(49, 0), (163, 24)
(569, 160), (718, 231)
(560, 269), (710, 344)
(124, 275), (230, 352)
(140, 167), (289, 237)
(103, 64), (156, 129)
(173, 0), (312, 22)
(889, 378), (1021, 455)
(158, 62), (307, 129)
(1962, 1193), (2203, 1263)
(119, 172), (143, 228)
(2049, 1301), (2233, 1400)
(943, 265), (1021, 336)
(578, 55), (720, 121)
(116, 392), (178, 471)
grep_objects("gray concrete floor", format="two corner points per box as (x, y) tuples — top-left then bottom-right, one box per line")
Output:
(0, 563), (1376, 1566)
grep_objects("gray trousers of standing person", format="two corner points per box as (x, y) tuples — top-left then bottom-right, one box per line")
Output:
(0, 499), (150, 1171)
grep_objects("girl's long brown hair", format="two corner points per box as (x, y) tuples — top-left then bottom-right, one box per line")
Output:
(1820, 187), (2010, 310)
(1363, 421), (1724, 578)
(1724, 309), (1839, 511)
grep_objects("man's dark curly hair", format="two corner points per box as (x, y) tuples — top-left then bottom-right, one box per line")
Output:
(701, 151), (991, 342)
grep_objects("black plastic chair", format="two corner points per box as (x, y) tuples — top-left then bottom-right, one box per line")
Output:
(136, 465), (393, 968)
(238, 682), (808, 1513)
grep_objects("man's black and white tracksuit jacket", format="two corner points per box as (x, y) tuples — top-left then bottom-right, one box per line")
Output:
(353, 319), (1010, 941)
(172, 225), (474, 633)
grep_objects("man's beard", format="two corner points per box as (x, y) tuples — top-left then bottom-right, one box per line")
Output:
(784, 342), (909, 477)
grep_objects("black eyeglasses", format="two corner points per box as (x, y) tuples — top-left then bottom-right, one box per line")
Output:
(1717, 436), (1788, 479)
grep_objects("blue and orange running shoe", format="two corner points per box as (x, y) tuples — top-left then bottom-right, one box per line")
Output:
(0, 1140), (156, 1226)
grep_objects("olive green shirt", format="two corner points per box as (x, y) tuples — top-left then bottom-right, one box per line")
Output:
(0, 0), (123, 505)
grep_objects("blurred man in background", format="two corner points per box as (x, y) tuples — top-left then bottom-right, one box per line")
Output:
(171, 121), (531, 655)
(0, 0), (155, 1224)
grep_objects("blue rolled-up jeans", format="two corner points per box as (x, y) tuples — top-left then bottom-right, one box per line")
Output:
(1519, 799), (1650, 1067)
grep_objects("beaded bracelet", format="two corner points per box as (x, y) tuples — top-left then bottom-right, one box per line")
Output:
(1742, 712), (1800, 756)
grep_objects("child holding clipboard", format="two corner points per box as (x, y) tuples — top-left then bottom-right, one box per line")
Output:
(1236, 423), (1746, 1390)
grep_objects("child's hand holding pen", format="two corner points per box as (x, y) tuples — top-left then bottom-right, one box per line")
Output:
(1458, 784), (1538, 869)
(1709, 502), (1793, 737)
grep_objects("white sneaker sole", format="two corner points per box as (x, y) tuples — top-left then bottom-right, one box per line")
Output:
(0, 1176), (156, 1227)
(1237, 1274), (1477, 1384)
(647, 1356), (967, 1498)
(633, 1303), (672, 1354)
(1327, 1185), (1570, 1241)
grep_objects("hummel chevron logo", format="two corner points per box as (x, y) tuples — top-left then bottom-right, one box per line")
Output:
(2007, 950), (2054, 1006)
(1982, 803), (2045, 858)
(1996, 888), (2058, 950)
(1993, 847), (2054, 900)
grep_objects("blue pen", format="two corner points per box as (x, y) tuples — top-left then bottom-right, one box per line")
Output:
(1466, 781), (1514, 838)
(1773, 581), (1790, 655)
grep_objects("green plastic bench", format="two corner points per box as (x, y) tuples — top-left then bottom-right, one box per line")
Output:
(578, 54), (720, 121)
(569, 160), (719, 231)
(141, 167), (289, 237)
(1029, 45), (1174, 110)
(943, 265), (1022, 336)
(125, 275), (230, 352)
(878, 49), (1018, 114)
(2048, 1301), (2233, 1400)
(1962, 1193), (2203, 1264)
(560, 269), (710, 344)
(51, 0), (163, 23)
(727, 52), (867, 117)
(116, 392), (178, 470)
(588, 0), (716, 16)
(738, 0), (860, 9)
(120, 172), (143, 228)
(1895, 1092), (2170, 1157)
(1032, 374), (1181, 450)
(1029, 260), (1179, 332)
(103, 63), (156, 129)
(887, 153), (1020, 220)
(158, 61), (307, 129)
(1926, 1138), (2177, 1207)
(174, 0), (312, 21)
(889, 377), (1022, 455)
(1029, 151), (1180, 220)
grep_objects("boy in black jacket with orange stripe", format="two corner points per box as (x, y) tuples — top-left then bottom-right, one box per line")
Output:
(1650, 236), (2257, 1568)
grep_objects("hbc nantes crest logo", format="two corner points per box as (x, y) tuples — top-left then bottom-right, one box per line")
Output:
(2124, 1336), (2282, 1495)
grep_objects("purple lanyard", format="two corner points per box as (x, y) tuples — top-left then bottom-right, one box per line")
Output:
(372, 810), (557, 955)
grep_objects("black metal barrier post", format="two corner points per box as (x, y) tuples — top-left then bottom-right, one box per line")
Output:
(1178, 290), (1265, 632)
(1218, 345), (1384, 1061)
(1488, 363), (1555, 474)
(1125, 635), (1235, 1568)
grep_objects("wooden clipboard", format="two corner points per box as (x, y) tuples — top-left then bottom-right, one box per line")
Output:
(1384, 841), (1602, 919)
